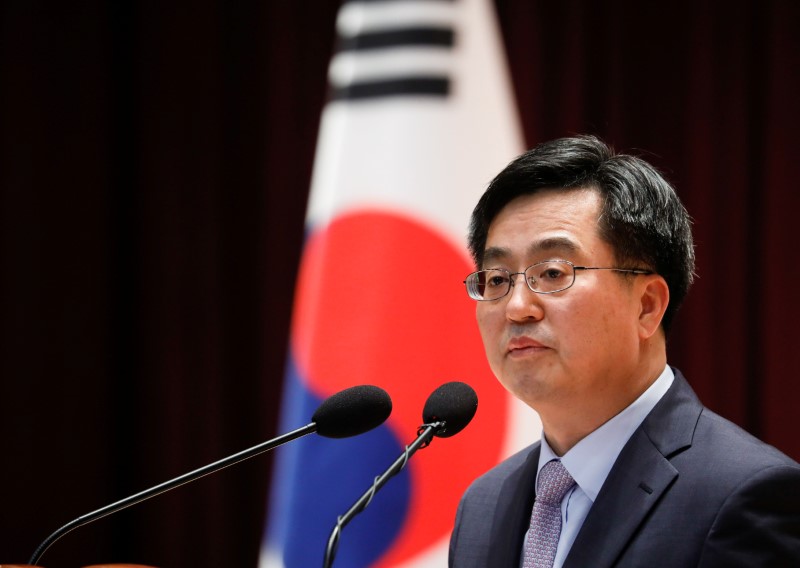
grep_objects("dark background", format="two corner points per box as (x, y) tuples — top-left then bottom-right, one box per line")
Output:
(1, 0), (798, 566)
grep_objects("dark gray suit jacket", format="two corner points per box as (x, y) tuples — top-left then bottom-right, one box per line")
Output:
(449, 369), (800, 567)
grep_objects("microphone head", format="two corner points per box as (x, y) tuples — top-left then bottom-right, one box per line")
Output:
(422, 381), (478, 438)
(312, 385), (392, 439)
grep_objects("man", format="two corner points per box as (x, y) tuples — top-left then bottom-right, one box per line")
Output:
(449, 135), (800, 567)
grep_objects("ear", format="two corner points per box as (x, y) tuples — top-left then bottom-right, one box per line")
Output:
(637, 275), (669, 339)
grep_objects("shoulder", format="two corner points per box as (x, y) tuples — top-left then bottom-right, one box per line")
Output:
(450, 443), (540, 567)
(693, 423), (800, 565)
(654, 373), (799, 496)
(689, 406), (798, 480)
(673, 405), (800, 520)
(454, 441), (539, 531)
(649, 368), (798, 477)
(655, 374), (800, 564)
(461, 442), (539, 500)
(700, 406), (795, 457)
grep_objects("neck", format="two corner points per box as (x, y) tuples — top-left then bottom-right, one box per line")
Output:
(538, 352), (667, 456)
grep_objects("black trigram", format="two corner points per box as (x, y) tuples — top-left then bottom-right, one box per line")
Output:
(329, 0), (456, 101)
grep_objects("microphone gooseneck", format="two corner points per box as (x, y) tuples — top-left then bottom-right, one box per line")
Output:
(29, 384), (392, 565)
(322, 381), (478, 568)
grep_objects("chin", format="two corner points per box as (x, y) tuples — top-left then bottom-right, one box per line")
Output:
(500, 371), (552, 406)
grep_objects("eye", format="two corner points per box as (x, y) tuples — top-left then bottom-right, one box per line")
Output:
(527, 261), (573, 292)
(484, 270), (510, 288)
(540, 267), (566, 280)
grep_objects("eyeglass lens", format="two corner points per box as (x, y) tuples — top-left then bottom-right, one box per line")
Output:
(466, 261), (576, 300)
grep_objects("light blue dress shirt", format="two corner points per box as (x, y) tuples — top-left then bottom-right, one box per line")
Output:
(522, 366), (674, 568)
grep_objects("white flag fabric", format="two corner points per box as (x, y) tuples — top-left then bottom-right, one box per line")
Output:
(262, 0), (539, 566)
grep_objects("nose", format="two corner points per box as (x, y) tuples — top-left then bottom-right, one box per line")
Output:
(504, 273), (544, 322)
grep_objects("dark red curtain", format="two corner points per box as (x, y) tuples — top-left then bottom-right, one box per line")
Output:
(1, 1), (797, 566)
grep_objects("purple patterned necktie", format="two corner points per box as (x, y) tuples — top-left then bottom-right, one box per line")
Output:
(522, 459), (576, 568)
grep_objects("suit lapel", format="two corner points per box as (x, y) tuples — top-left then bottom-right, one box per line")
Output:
(488, 443), (541, 567)
(563, 370), (702, 568)
(562, 428), (678, 567)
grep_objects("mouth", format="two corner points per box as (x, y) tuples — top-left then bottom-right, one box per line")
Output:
(506, 337), (549, 357)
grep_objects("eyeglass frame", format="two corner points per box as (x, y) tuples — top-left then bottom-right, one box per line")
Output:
(463, 259), (654, 301)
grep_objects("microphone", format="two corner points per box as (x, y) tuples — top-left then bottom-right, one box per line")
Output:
(29, 384), (392, 565)
(421, 380), (478, 438)
(322, 381), (477, 568)
(313, 385), (393, 438)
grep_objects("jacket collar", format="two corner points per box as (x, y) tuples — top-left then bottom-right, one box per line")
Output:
(487, 441), (541, 566)
(563, 368), (701, 568)
(481, 369), (702, 568)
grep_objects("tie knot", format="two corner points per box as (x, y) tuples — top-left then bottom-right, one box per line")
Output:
(536, 460), (575, 505)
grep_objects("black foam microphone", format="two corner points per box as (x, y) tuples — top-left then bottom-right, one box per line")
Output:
(422, 380), (479, 437)
(313, 385), (393, 438)
(322, 381), (478, 568)
(29, 384), (392, 565)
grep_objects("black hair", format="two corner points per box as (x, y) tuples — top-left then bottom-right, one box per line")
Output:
(468, 135), (695, 332)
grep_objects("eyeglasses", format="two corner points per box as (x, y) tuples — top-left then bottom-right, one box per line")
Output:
(463, 259), (653, 301)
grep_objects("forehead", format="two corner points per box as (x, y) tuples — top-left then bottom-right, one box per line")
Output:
(483, 188), (605, 265)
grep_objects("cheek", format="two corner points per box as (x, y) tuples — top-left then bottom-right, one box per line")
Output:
(475, 305), (492, 339)
(558, 295), (618, 349)
(569, 292), (638, 354)
(476, 306), (501, 355)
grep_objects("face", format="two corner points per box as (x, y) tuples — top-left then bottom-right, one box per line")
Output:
(476, 188), (646, 413)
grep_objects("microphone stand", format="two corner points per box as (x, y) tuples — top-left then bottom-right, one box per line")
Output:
(322, 421), (445, 568)
(30, 422), (318, 565)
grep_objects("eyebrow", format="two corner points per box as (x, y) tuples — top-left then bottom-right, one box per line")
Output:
(481, 236), (581, 267)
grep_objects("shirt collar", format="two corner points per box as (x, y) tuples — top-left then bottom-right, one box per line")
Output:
(537, 366), (674, 502)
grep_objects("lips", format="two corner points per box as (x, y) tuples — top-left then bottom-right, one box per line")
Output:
(506, 336), (548, 354)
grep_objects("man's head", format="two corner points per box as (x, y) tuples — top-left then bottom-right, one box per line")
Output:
(468, 135), (694, 333)
(467, 136), (694, 445)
